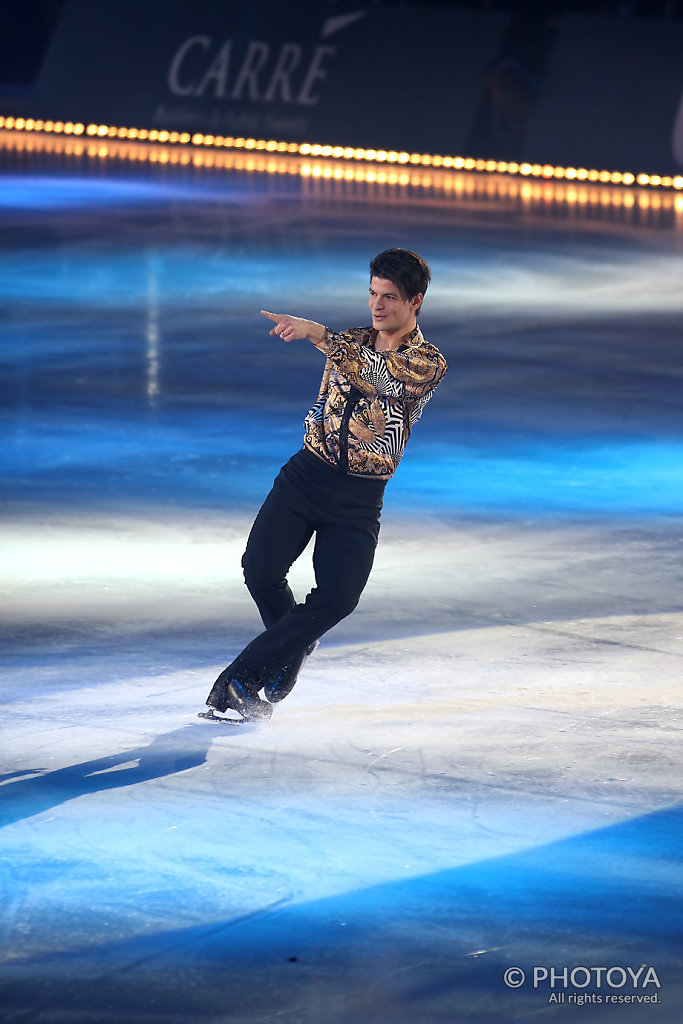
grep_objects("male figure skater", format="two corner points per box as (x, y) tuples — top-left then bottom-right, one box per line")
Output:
(203, 248), (447, 723)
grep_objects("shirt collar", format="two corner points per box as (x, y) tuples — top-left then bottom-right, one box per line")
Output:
(366, 324), (421, 350)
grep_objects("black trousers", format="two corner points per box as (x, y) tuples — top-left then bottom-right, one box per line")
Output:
(224, 447), (386, 689)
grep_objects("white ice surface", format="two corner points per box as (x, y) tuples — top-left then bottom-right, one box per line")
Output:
(1, 512), (682, 1023)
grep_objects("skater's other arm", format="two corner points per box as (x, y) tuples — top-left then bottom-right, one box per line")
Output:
(322, 328), (446, 402)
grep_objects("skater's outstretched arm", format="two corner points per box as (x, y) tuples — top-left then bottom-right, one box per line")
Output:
(261, 310), (446, 403)
(261, 310), (326, 346)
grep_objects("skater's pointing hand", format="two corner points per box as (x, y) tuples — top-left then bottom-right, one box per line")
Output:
(261, 310), (326, 346)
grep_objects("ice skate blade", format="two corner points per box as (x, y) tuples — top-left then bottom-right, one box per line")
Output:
(198, 709), (248, 726)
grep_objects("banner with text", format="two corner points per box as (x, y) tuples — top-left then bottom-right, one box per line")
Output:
(17, 0), (509, 155)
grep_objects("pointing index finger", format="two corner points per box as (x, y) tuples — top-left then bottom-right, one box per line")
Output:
(260, 310), (280, 322)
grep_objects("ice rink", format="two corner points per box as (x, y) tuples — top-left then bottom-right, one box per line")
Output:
(1, 139), (682, 1022)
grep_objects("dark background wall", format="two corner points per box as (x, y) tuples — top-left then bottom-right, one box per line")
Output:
(2, 0), (683, 174)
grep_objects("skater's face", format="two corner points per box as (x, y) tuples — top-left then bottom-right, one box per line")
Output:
(368, 276), (422, 343)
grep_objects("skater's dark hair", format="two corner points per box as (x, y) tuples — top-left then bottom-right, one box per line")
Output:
(369, 248), (431, 312)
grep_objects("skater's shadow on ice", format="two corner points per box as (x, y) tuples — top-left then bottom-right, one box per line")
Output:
(0, 725), (212, 829)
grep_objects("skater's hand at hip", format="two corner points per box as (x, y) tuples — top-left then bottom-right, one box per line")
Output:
(261, 310), (326, 346)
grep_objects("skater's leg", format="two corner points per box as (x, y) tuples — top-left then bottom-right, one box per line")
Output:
(241, 460), (316, 628)
(223, 515), (380, 690)
(206, 456), (316, 719)
(263, 519), (378, 701)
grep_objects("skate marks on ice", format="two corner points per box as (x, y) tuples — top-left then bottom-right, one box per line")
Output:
(1, 615), (682, 1022)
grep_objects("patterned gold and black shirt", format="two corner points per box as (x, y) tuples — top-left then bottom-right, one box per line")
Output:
(304, 325), (447, 480)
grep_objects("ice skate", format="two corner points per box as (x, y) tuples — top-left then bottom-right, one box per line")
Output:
(202, 671), (273, 724)
(265, 640), (318, 703)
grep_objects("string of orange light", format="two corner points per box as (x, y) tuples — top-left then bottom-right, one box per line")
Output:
(2, 114), (682, 191)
